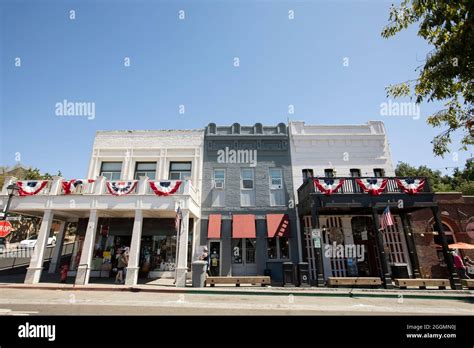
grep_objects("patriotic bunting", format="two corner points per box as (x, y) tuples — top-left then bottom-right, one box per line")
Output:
(313, 178), (345, 196)
(356, 178), (388, 196)
(395, 178), (425, 195)
(16, 181), (48, 196)
(149, 180), (182, 196)
(106, 181), (137, 196)
(62, 179), (96, 194)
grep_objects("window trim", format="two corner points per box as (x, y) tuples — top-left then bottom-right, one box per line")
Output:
(373, 168), (385, 177)
(324, 169), (334, 178)
(169, 161), (192, 180)
(100, 161), (123, 181)
(266, 236), (291, 261)
(240, 168), (255, 190)
(269, 168), (283, 190)
(213, 169), (226, 190)
(134, 161), (157, 180)
(350, 168), (361, 177)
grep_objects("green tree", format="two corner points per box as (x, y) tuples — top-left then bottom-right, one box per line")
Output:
(395, 161), (454, 192)
(382, 0), (473, 156)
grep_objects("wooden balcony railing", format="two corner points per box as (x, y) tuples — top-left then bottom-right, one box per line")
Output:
(297, 176), (431, 200)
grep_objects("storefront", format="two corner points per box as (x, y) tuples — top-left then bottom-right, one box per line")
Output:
(69, 217), (193, 280)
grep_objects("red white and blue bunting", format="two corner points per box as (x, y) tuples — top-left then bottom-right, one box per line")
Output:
(61, 179), (95, 194)
(149, 180), (182, 196)
(106, 181), (137, 196)
(313, 178), (345, 196)
(395, 178), (425, 195)
(16, 181), (48, 196)
(356, 178), (388, 196)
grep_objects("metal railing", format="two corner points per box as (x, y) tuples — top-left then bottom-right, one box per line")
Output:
(0, 242), (75, 271)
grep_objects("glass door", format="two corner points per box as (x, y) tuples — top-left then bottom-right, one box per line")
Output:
(231, 238), (257, 276)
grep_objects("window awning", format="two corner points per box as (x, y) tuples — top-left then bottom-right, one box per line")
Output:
(266, 214), (290, 238)
(208, 214), (222, 239)
(232, 214), (256, 238)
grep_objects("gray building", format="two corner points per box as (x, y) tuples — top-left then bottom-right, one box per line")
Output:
(198, 122), (298, 283)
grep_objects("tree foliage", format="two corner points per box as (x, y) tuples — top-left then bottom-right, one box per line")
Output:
(382, 0), (473, 156)
(395, 160), (474, 194)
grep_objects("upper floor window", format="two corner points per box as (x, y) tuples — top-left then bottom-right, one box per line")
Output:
(269, 169), (283, 189)
(241, 168), (254, 189)
(324, 169), (334, 178)
(373, 168), (385, 177)
(302, 169), (314, 181)
(213, 169), (225, 189)
(134, 162), (157, 180)
(100, 162), (122, 180)
(169, 162), (192, 180)
(350, 169), (361, 177)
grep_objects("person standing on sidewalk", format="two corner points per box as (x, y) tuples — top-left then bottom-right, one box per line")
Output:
(115, 248), (128, 284)
(199, 246), (210, 276)
(452, 250), (470, 279)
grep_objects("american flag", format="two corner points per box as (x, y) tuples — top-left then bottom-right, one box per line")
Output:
(175, 206), (182, 234)
(380, 206), (394, 231)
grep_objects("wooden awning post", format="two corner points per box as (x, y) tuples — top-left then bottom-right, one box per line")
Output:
(400, 213), (422, 278)
(311, 197), (325, 287)
(371, 207), (394, 289)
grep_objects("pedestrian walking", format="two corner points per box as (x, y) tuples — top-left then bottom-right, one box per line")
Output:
(452, 250), (470, 279)
(199, 246), (210, 276)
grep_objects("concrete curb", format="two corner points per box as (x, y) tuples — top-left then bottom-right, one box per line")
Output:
(0, 283), (473, 301)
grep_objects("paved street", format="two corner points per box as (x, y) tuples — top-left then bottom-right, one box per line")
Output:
(0, 288), (472, 315)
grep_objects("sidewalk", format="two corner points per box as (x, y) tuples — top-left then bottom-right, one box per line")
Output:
(0, 276), (473, 301)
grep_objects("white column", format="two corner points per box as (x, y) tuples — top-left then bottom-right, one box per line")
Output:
(48, 221), (67, 273)
(24, 210), (54, 284)
(125, 209), (143, 286)
(192, 218), (200, 262)
(75, 210), (99, 285)
(49, 176), (63, 195)
(175, 209), (190, 287)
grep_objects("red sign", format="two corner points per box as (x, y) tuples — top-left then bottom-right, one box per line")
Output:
(0, 221), (13, 238)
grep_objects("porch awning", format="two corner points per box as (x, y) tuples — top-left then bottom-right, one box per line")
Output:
(266, 214), (290, 238)
(207, 214), (222, 239)
(232, 214), (256, 238)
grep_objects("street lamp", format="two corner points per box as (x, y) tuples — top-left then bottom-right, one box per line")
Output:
(1, 184), (19, 221)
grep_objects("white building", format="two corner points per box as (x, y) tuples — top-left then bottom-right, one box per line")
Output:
(1, 129), (204, 287)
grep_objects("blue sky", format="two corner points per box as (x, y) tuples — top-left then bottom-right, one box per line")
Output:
(1, 0), (471, 178)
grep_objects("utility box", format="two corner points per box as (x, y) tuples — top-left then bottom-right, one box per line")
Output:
(282, 262), (296, 287)
(192, 261), (207, 287)
(297, 262), (310, 287)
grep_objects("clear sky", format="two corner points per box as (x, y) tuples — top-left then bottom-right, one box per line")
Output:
(1, 0), (471, 178)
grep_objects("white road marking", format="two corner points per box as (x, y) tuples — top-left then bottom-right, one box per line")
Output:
(0, 308), (39, 316)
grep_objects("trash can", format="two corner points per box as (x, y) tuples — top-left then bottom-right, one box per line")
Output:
(391, 264), (409, 279)
(192, 261), (207, 287)
(297, 262), (310, 287)
(282, 262), (296, 287)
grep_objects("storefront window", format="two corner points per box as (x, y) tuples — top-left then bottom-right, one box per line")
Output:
(232, 239), (243, 264)
(267, 237), (290, 260)
(151, 235), (177, 271)
(267, 238), (278, 259)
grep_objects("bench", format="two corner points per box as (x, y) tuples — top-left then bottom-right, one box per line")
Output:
(461, 279), (474, 290)
(327, 277), (382, 288)
(395, 278), (449, 290)
(206, 276), (271, 287)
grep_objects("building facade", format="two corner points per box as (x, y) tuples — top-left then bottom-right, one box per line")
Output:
(197, 123), (298, 283)
(0, 121), (464, 289)
(1, 129), (204, 287)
